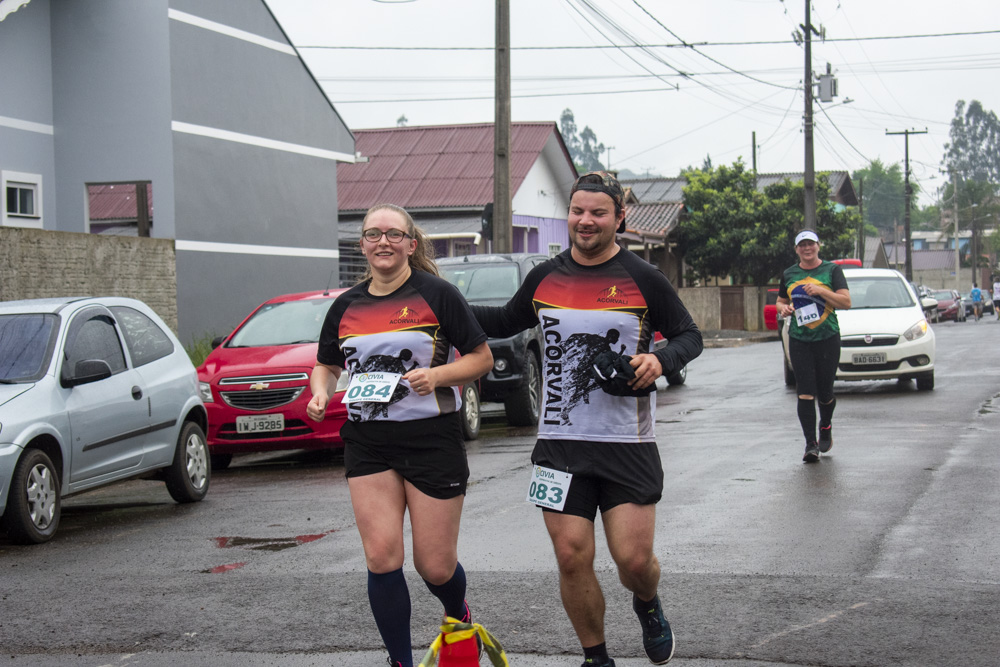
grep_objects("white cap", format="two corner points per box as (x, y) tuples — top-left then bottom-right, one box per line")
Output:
(795, 230), (819, 245)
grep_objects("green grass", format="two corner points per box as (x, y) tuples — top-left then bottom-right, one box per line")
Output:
(185, 333), (218, 367)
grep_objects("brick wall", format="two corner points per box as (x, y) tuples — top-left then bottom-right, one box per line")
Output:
(0, 227), (178, 332)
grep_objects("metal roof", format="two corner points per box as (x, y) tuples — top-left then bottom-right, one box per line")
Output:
(337, 122), (572, 212)
(622, 178), (686, 203)
(87, 184), (153, 222)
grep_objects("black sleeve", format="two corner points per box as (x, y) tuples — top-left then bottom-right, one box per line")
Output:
(316, 292), (351, 368)
(468, 262), (549, 337)
(425, 275), (489, 355)
(778, 267), (790, 300)
(831, 264), (849, 292)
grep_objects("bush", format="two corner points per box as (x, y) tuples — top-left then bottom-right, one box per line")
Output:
(185, 333), (217, 367)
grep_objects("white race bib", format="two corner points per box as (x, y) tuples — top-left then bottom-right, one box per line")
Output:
(342, 372), (402, 404)
(525, 465), (573, 511)
(795, 302), (820, 327)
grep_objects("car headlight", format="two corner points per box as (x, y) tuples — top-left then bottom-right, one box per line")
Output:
(903, 319), (929, 341)
(494, 358), (509, 373)
(199, 382), (214, 402)
(335, 372), (350, 392)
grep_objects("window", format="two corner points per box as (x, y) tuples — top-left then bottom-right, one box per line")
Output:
(63, 314), (127, 379)
(548, 243), (562, 258)
(1, 171), (42, 229)
(111, 306), (175, 367)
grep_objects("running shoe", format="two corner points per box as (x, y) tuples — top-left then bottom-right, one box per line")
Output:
(803, 442), (820, 463)
(385, 659), (404, 667)
(581, 659), (616, 667)
(818, 425), (833, 453)
(632, 593), (675, 664)
(460, 600), (484, 659)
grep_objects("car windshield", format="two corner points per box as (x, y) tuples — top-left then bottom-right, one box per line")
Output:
(847, 276), (916, 309)
(440, 264), (520, 301)
(0, 313), (59, 382)
(227, 299), (335, 347)
(931, 290), (954, 302)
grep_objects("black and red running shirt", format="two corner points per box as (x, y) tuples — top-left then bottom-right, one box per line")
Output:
(318, 271), (487, 423)
(472, 249), (702, 444)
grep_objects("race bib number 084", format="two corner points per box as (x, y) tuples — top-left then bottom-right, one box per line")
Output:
(341, 372), (401, 404)
(525, 465), (572, 511)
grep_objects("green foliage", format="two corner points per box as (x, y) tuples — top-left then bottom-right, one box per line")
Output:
(678, 161), (858, 286)
(943, 100), (1000, 184)
(852, 159), (910, 233)
(185, 333), (217, 368)
(560, 108), (605, 172)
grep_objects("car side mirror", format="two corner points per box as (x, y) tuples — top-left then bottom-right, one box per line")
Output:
(63, 359), (113, 387)
(211, 336), (224, 349)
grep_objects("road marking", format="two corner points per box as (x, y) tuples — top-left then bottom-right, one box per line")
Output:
(748, 601), (871, 649)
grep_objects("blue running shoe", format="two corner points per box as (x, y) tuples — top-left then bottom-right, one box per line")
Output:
(633, 593), (675, 664)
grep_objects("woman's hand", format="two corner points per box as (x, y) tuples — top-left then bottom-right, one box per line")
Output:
(402, 367), (438, 396)
(306, 392), (329, 422)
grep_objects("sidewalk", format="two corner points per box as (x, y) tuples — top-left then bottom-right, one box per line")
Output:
(700, 329), (779, 348)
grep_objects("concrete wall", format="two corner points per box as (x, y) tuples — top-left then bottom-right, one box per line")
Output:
(0, 227), (178, 332)
(677, 285), (771, 332)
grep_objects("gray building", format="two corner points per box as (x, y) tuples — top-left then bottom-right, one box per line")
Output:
(0, 0), (355, 342)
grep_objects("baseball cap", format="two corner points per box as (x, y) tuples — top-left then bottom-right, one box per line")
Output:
(795, 230), (819, 245)
(572, 171), (627, 232)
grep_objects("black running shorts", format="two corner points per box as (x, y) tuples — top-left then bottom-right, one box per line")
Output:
(340, 412), (468, 499)
(532, 439), (664, 521)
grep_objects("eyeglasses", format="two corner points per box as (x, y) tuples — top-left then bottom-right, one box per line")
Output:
(362, 228), (412, 244)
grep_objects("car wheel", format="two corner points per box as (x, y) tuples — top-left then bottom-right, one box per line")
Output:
(0, 449), (61, 544)
(210, 453), (233, 471)
(784, 358), (796, 387)
(916, 372), (934, 391)
(164, 421), (210, 503)
(666, 364), (687, 386)
(460, 383), (481, 441)
(504, 353), (541, 426)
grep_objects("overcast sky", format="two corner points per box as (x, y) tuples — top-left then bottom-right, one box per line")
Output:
(265, 0), (999, 206)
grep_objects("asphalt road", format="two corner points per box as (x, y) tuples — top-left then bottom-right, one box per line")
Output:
(2, 321), (999, 667)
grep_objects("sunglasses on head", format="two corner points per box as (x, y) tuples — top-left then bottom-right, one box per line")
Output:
(362, 228), (412, 243)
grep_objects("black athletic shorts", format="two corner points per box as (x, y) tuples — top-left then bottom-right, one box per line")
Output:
(340, 412), (468, 500)
(532, 439), (664, 521)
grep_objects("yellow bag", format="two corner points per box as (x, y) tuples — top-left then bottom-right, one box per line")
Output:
(418, 617), (509, 667)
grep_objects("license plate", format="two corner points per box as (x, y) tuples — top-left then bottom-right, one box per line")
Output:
(852, 352), (886, 365)
(235, 413), (284, 434)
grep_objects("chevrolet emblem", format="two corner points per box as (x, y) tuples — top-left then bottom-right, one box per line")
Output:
(249, 382), (270, 390)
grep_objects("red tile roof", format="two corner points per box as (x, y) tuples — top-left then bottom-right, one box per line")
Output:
(337, 122), (571, 212)
(87, 183), (153, 221)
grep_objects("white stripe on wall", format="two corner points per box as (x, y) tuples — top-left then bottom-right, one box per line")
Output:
(171, 121), (356, 163)
(176, 240), (338, 259)
(0, 115), (54, 135)
(167, 9), (297, 55)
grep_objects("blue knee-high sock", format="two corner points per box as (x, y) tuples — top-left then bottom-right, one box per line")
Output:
(423, 561), (468, 621)
(797, 397), (817, 443)
(368, 568), (412, 666)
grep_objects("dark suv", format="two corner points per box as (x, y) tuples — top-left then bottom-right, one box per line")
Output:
(439, 254), (548, 426)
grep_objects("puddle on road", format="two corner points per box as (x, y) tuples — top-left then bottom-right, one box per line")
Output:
(213, 530), (336, 552)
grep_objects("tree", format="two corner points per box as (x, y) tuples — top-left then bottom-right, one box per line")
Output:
(851, 159), (908, 234)
(943, 100), (1000, 184)
(678, 161), (857, 286)
(559, 108), (605, 172)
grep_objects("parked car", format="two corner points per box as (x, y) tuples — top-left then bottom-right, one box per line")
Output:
(929, 289), (966, 322)
(909, 283), (938, 320)
(960, 291), (995, 318)
(439, 254), (548, 426)
(781, 268), (935, 390)
(764, 288), (779, 331)
(0, 297), (209, 544)
(198, 289), (481, 469)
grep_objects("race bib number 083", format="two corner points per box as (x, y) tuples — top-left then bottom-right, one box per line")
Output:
(525, 465), (572, 511)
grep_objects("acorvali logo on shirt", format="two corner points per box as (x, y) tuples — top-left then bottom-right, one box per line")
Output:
(389, 305), (420, 325)
(596, 285), (628, 305)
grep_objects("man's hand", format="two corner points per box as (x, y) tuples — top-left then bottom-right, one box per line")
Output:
(627, 353), (663, 390)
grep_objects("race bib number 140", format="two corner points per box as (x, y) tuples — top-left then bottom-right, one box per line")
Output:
(525, 465), (572, 511)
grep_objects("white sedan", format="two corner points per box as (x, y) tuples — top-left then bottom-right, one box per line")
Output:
(782, 268), (935, 390)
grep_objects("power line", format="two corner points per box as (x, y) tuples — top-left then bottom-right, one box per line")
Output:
(296, 29), (1000, 50)
(328, 85), (681, 105)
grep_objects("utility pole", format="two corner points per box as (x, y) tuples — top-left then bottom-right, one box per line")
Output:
(493, 0), (513, 254)
(802, 0), (819, 230)
(952, 172), (961, 292)
(886, 127), (928, 281)
(752, 131), (757, 172)
(605, 146), (615, 172)
(857, 178), (865, 262)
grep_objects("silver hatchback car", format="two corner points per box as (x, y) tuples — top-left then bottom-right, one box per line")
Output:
(0, 297), (209, 544)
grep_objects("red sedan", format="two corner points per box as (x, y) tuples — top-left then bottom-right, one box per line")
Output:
(197, 290), (349, 469)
